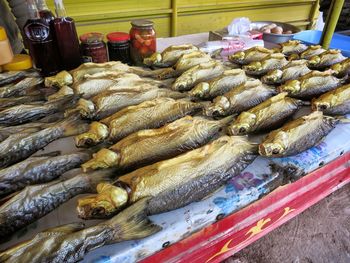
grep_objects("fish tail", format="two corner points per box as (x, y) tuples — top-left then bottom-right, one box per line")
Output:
(107, 198), (162, 242)
(58, 114), (89, 137)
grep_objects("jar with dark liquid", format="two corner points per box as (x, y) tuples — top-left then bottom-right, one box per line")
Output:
(24, 0), (60, 76)
(80, 33), (108, 63)
(107, 32), (131, 64)
(52, 0), (81, 70)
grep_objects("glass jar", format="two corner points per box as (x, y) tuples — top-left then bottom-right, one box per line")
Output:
(107, 32), (131, 64)
(129, 19), (156, 66)
(80, 32), (108, 63)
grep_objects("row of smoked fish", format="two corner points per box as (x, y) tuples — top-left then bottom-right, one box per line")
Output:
(0, 40), (349, 262)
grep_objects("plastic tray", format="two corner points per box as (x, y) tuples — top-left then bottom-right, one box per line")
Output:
(293, 30), (350, 57)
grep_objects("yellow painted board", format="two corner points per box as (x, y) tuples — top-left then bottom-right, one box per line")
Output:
(177, 5), (312, 35)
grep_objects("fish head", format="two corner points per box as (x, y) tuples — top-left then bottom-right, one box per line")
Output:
(330, 63), (343, 76)
(190, 82), (210, 98)
(77, 183), (128, 219)
(44, 70), (73, 88)
(229, 112), (256, 135)
(288, 53), (300, 61)
(144, 52), (162, 66)
(278, 80), (301, 95)
(243, 62), (262, 73)
(263, 69), (283, 83)
(81, 148), (121, 172)
(75, 122), (109, 147)
(308, 55), (321, 67)
(230, 51), (245, 63)
(312, 99), (331, 111)
(205, 96), (230, 117)
(259, 142), (285, 156)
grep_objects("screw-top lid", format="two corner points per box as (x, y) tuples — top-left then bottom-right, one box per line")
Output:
(131, 19), (154, 27)
(107, 32), (130, 42)
(0, 27), (8, 41)
(3, 54), (33, 71)
(79, 32), (104, 44)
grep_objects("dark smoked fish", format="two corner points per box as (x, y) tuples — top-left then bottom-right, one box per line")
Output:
(0, 152), (91, 197)
(0, 77), (43, 98)
(75, 98), (203, 147)
(0, 95), (78, 125)
(0, 115), (88, 168)
(0, 95), (45, 110)
(81, 116), (233, 172)
(0, 169), (115, 239)
(0, 199), (160, 263)
(228, 93), (303, 135)
(77, 136), (258, 219)
(259, 111), (338, 157)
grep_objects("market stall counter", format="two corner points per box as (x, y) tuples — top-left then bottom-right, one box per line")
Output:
(0, 33), (349, 263)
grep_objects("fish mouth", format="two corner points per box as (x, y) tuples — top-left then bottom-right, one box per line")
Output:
(77, 183), (128, 219)
(313, 102), (330, 111)
(308, 56), (321, 67)
(230, 51), (245, 62)
(75, 122), (109, 147)
(190, 82), (210, 98)
(229, 124), (249, 135)
(259, 143), (283, 156)
(82, 148), (121, 172)
(243, 62), (262, 72)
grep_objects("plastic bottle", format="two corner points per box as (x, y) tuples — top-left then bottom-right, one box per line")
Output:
(0, 27), (14, 65)
(23, 0), (61, 76)
(52, 0), (81, 70)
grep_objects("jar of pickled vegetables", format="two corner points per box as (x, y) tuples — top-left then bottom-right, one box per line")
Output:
(130, 19), (156, 65)
(80, 32), (108, 63)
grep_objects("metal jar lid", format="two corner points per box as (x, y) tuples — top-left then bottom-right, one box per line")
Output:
(131, 19), (154, 27)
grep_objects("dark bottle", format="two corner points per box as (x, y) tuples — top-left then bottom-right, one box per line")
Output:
(52, 0), (81, 70)
(35, 0), (55, 25)
(24, 0), (61, 76)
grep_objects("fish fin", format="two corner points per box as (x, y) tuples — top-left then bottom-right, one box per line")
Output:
(59, 114), (89, 137)
(31, 151), (61, 158)
(44, 222), (85, 234)
(106, 198), (162, 242)
(333, 115), (350, 123)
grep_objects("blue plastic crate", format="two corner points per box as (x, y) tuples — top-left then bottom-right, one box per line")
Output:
(293, 30), (350, 57)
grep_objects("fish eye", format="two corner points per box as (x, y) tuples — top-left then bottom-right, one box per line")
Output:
(239, 127), (246, 133)
(92, 207), (105, 216)
(319, 104), (328, 110)
(272, 148), (280, 154)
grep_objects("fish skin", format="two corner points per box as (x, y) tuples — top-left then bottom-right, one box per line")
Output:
(243, 53), (288, 76)
(77, 136), (258, 219)
(0, 95), (79, 125)
(81, 116), (233, 172)
(157, 51), (213, 80)
(189, 69), (247, 99)
(144, 44), (199, 67)
(0, 152), (91, 197)
(172, 61), (225, 91)
(262, 60), (311, 85)
(331, 58), (350, 77)
(0, 95), (45, 110)
(0, 70), (40, 86)
(259, 111), (337, 157)
(278, 70), (343, 99)
(279, 40), (308, 56)
(0, 113), (64, 142)
(1, 198), (160, 263)
(308, 49), (347, 69)
(75, 88), (186, 120)
(206, 79), (277, 117)
(0, 115), (88, 168)
(228, 92), (302, 135)
(228, 46), (273, 65)
(0, 169), (114, 239)
(75, 98), (203, 147)
(300, 45), (326, 60)
(0, 77), (43, 98)
(311, 84), (350, 115)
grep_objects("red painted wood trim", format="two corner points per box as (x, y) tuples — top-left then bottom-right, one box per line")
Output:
(141, 152), (350, 263)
